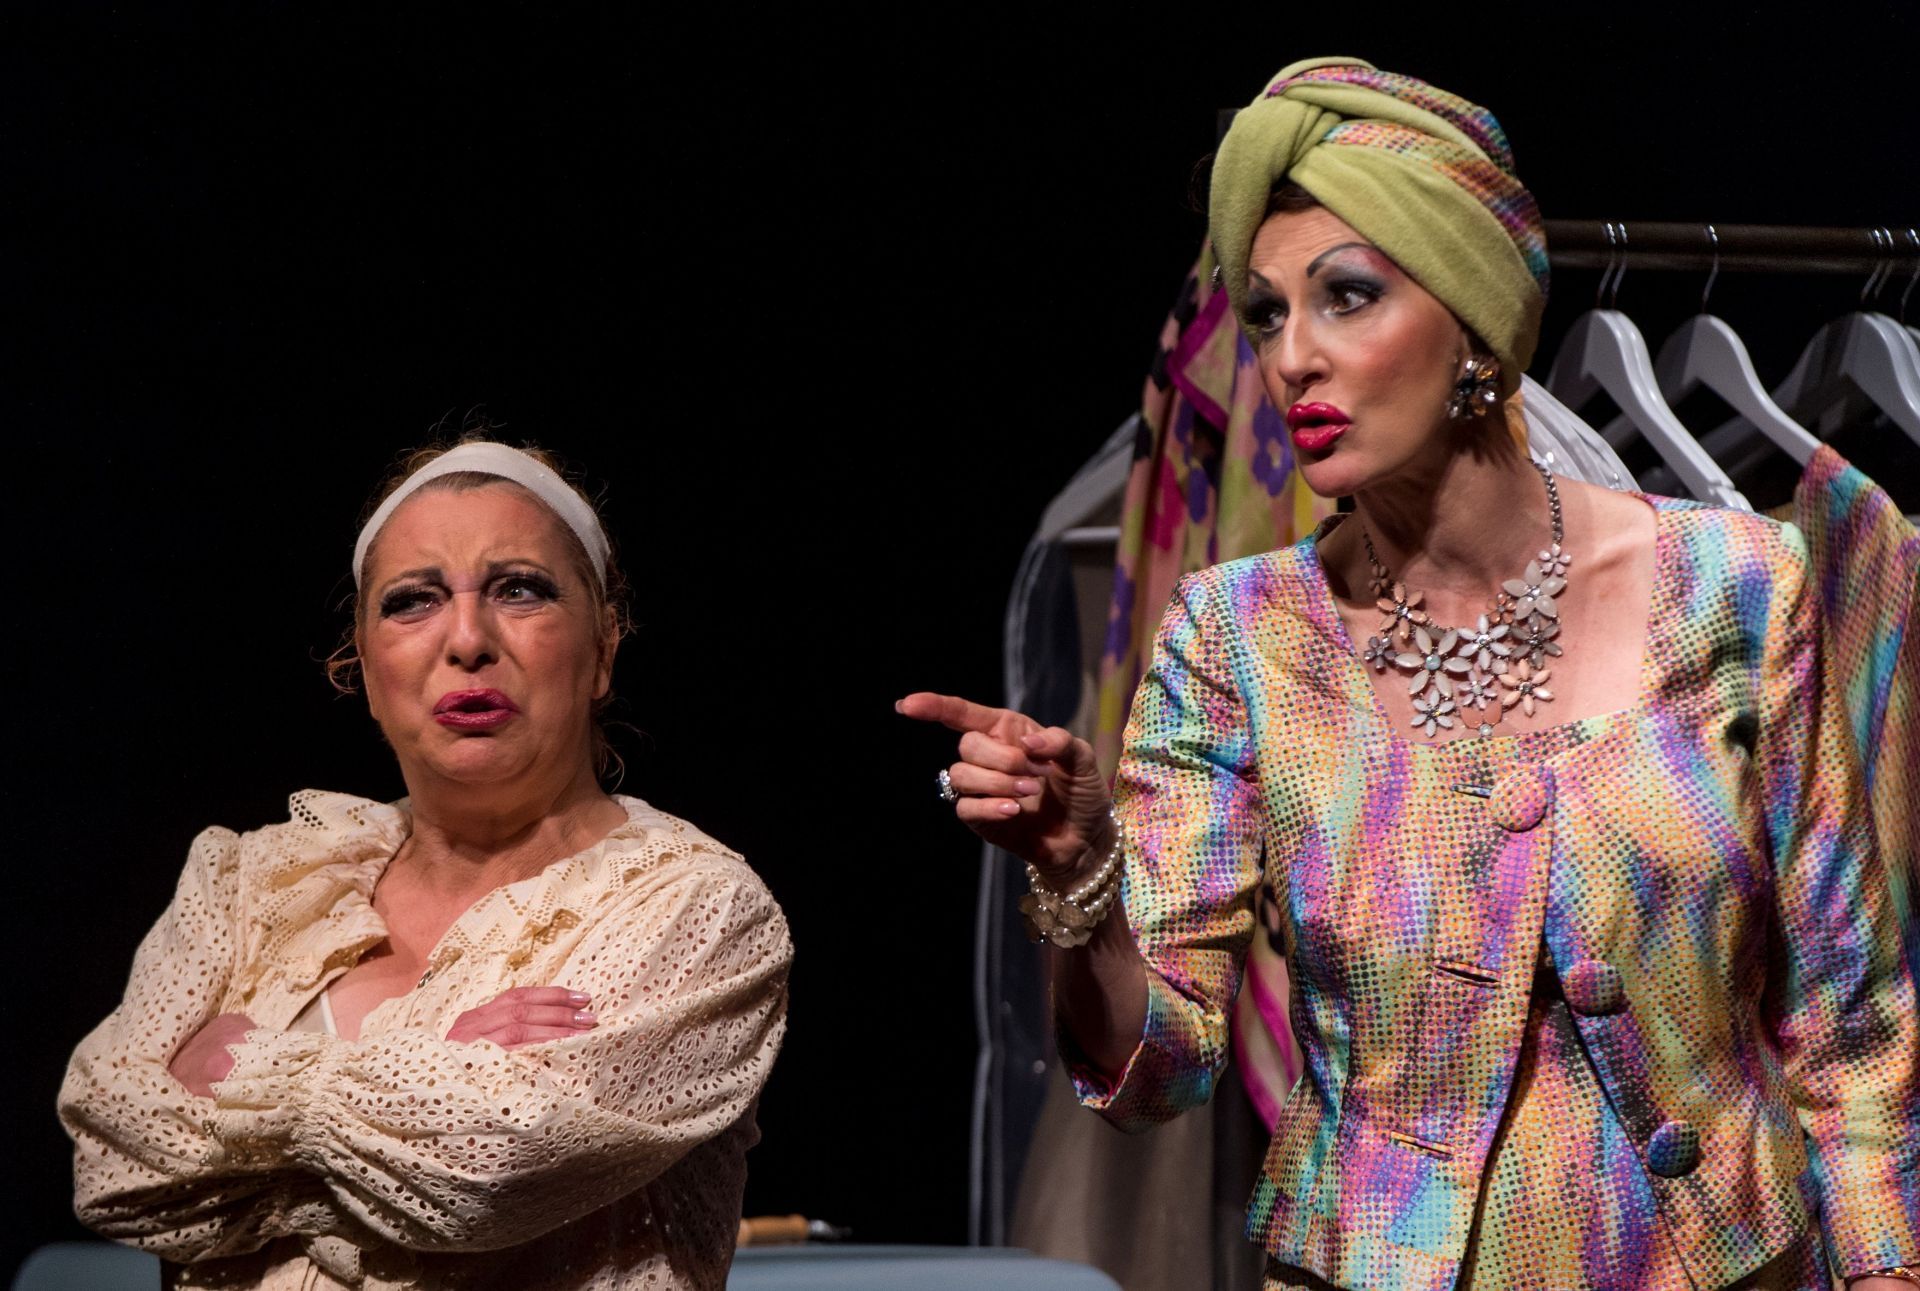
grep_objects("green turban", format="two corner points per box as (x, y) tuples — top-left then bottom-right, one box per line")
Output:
(1211, 56), (1550, 400)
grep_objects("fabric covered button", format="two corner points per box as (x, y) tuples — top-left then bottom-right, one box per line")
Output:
(1489, 766), (1554, 831)
(1563, 959), (1625, 1015)
(1646, 1120), (1701, 1177)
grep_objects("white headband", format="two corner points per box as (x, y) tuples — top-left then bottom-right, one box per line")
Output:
(352, 442), (610, 589)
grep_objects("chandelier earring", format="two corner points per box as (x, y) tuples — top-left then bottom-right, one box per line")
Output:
(1445, 354), (1502, 421)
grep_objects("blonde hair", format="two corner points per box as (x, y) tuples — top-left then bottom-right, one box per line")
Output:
(325, 420), (633, 785)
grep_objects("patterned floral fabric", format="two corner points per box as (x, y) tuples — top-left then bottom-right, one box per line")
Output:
(1769, 445), (1920, 985)
(1074, 499), (1919, 1289)
(60, 790), (792, 1290)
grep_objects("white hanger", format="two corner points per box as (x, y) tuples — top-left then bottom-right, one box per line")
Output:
(1905, 228), (1920, 354)
(1725, 313), (1920, 444)
(1699, 230), (1920, 462)
(1866, 227), (1920, 393)
(1866, 311), (1920, 414)
(1653, 316), (1820, 467)
(1885, 227), (1920, 386)
(1648, 228), (1818, 467)
(1849, 228), (1920, 430)
(1544, 223), (1750, 508)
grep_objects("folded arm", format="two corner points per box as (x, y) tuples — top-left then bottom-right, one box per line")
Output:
(59, 827), (319, 1260)
(63, 837), (791, 1259)
(204, 863), (791, 1252)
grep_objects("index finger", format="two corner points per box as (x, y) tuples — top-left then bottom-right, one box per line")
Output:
(488, 986), (592, 1007)
(895, 692), (1010, 734)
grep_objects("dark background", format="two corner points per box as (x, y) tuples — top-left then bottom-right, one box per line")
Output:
(5, 7), (1915, 1279)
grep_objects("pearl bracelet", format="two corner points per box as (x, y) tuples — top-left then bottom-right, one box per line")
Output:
(1019, 811), (1124, 949)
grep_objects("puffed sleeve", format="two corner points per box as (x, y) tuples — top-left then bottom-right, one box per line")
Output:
(1070, 570), (1266, 1130)
(1754, 523), (1920, 1275)
(200, 858), (791, 1252)
(59, 827), (325, 1260)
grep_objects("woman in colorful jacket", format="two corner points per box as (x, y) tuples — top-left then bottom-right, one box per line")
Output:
(903, 59), (1916, 1290)
(61, 438), (792, 1289)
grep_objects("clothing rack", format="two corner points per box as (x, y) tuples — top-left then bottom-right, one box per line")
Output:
(1545, 220), (1919, 276)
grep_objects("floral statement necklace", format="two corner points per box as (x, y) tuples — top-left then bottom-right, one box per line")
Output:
(1361, 460), (1569, 739)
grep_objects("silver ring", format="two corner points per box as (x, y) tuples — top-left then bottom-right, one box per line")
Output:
(936, 768), (959, 804)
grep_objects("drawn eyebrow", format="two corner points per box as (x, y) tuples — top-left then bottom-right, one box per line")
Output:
(484, 559), (558, 579)
(375, 560), (560, 600)
(1306, 242), (1378, 277)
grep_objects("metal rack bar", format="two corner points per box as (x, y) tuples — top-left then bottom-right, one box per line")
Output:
(1545, 221), (1918, 275)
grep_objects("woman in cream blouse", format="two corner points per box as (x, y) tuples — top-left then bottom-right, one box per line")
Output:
(61, 438), (792, 1290)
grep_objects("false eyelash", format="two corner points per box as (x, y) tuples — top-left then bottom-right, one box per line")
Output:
(379, 586), (440, 618)
(1327, 278), (1384, 309)
(495, 571), (561, 601)
(1248, 299), (1286, 332)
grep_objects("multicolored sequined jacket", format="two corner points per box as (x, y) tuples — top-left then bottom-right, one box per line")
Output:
(1074, 498), (1918, 1288)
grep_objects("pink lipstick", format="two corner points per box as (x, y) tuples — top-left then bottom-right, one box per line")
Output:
(1285, 401), (1351, 454)
(433, 688), (520, 730)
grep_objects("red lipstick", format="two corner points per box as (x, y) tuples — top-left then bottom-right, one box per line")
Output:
(433, 688), (520, 731)
(1285, 401), (1351, 454)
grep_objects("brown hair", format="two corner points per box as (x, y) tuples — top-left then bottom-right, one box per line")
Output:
(1184, 159), (1320, 218)
(1266, 180), (1321, 216)
(325, 419), (634, 786)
